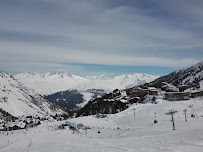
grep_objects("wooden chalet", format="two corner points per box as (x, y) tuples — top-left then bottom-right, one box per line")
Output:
(65, 120), (83, 129)
(9, 125), (20, 131)
(130, 87), (158, 98)
(165, 92), (190, 101)
(190, 91), (203, 98)
(130, 87), (149, 98)
(165, 86), (179, 92)
(6, 122), (26, 131)
(160, 82), (179, 92)
(148, 87), (158, 95)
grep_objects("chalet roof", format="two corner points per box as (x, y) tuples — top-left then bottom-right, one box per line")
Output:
(130, 97), (140, 100)
(19, 123), (26, 128)
(65, 120), (81, 129)
(120, 99), (128, 103)
(166, 87), (179, 91)
(121, 91), (127, 96)
(8, 122), (26, 128)
(9, 123), (16, 127)
(136, 87), (149, 91)
(148, 87), (158, 91)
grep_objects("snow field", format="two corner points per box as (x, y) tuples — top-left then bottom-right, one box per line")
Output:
(76, 126), (130, 139)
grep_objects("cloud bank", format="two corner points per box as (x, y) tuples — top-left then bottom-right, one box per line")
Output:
(0, 0), (202, 75)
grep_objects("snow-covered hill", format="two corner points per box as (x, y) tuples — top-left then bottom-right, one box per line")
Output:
(149, 61), (203, 90)
(0, 70), (68, 118)
(15, 70), (158, 96)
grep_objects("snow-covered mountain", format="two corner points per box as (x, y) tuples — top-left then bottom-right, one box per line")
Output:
(149, 61), (203, 90)
(85, 75), (109, 80)
(0, 70), (69, 118)
(15, 70), (159, 96)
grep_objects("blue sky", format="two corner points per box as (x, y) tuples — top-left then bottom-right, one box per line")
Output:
(0, 0), (202, 77)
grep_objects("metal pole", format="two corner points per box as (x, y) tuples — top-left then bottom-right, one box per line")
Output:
(171, 113), (175, 130)
(133, 109), (136, 118)
(183, 109), (187, 122)
(166, 110), (177, 130)
(7, 114), (9, 135)
(134, 111), (135, 118)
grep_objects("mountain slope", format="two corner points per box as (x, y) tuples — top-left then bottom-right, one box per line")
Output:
(0, 70), (69, 118)
(15, 70), (159, 96)
(149, 61), (203, 89)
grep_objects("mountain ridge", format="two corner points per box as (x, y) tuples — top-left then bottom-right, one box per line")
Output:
(148, 61), (203, 90)
(0, 70), (69, 118)
(15, 71), (159, 96)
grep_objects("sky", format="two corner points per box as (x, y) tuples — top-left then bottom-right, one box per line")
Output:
(0, 0), (203, 77)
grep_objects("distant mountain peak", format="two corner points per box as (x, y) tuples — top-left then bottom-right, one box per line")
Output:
(15, 72), (158, 96)
(55, 69), (67, 74)
(53, 69), (72, 77)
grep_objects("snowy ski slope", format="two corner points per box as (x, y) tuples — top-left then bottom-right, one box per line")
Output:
(1, 97), (203, 152)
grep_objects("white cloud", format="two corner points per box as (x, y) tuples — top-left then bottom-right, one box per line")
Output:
(0, 0), (202, 75)
(0, 41), (200, 73)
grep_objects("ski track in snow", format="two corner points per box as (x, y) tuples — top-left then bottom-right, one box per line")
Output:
(1, 98), (203, 152)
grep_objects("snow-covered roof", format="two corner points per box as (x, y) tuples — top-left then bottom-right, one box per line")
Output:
(7, 122), (26, 128)
(120, 99), (127, 103)
(121, 91), (127, 96)
(130, 97), (140, 100)
(148, 87), (158, 91)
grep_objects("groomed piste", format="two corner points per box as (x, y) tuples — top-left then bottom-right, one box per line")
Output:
(1, 97), (203, 152)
